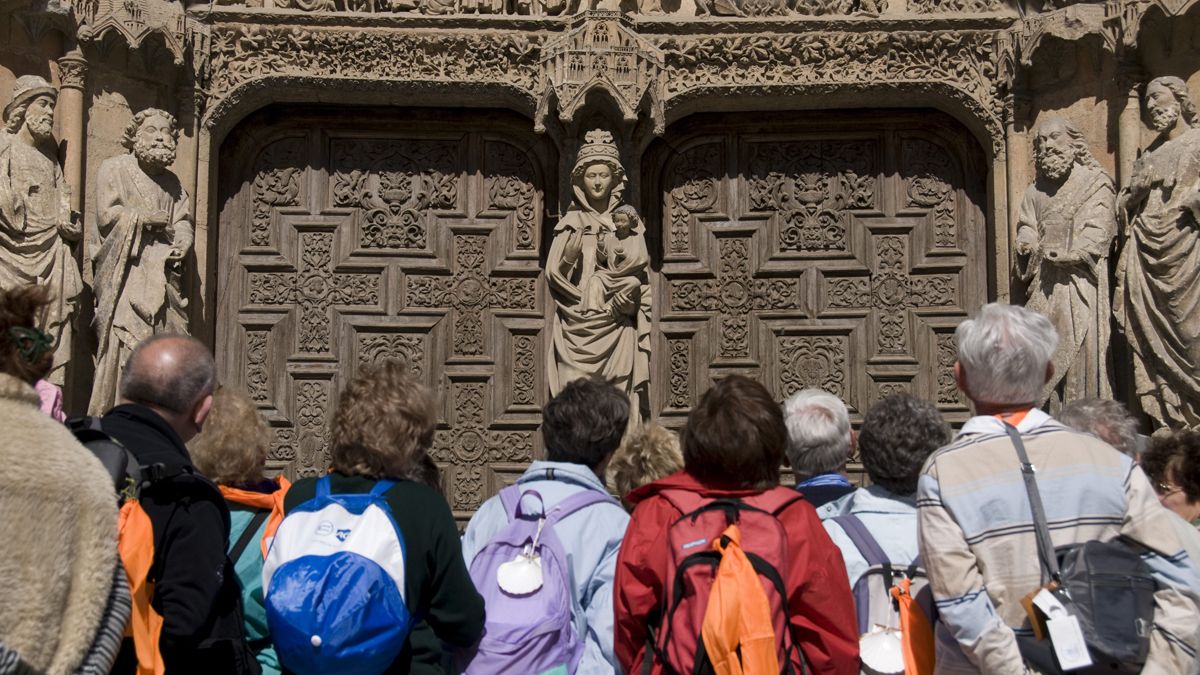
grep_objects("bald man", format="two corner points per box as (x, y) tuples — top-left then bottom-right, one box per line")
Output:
(100, 335), (255, 675)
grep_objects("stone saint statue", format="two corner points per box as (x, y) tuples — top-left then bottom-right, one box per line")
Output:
(0, 75), (83, 384)
(89, 108), (193, 413)
(546, 129), (650, 425)
(1115, 77), (1200, 427)
(1015, 118), (1116, 413)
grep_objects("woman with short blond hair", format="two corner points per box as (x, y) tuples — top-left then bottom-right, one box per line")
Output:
(281, 360), (484, 674)
(189, 387), (290, 675)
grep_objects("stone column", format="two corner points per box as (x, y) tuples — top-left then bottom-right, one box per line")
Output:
(1116, 56), (1142, 190)
(1004, 87), (1031, 239)
(56, 50), (88, 214)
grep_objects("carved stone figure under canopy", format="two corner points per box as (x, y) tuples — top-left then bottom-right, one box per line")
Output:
(0, 75), (83, 385)
(1115, 77), (1200, 428)
(546, 129), (650, 425)
(1015, 117), (1116, 413)
(89, 108), (194, 413)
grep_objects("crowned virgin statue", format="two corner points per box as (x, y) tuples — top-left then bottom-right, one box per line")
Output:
(546, 130), (650, 425)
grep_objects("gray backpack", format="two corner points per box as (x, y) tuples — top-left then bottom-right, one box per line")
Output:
(830, 514), (934, 639)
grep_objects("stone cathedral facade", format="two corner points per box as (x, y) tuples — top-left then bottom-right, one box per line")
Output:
(2, 0), (1198, 521)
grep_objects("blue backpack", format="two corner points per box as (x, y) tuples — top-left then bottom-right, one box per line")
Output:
(263, 477), (412, 675)
(461, 486), (616, 675)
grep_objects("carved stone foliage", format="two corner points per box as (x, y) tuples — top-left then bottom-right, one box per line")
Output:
(331, 138), (460, 250)
(220, 122), (545, 491)
(656, 118), (983, 426)
(747, 140), (877, 253)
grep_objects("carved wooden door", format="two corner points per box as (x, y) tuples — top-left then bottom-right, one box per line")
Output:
(654, 112), (987, 443)
(216, 109), (551, 523)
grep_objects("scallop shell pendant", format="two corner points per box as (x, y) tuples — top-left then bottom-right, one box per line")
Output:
(497, 550), (544, 596)
(859, 626), (905, 675)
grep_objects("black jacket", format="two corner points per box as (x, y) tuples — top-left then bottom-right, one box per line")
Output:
(103, 404), (254, 674)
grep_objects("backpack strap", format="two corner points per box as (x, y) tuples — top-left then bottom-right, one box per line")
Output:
(544, 489), (619, 527)
(315, 475), (331, 498)
(499, 484), (522, 522)
(830, 514), (890, 567)
(370, 479), (397, 496)
(229, 510), (270, 564)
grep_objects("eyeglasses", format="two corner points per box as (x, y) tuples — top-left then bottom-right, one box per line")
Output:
(1156, 481), (1183, 497)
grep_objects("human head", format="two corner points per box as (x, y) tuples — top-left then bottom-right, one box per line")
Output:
(1034, 118), (1100, 181)
(3, 75), (56, 140)
(1145, 76), (1199, 133)
(119, 334), (218, 442)
(682, 375), (784, 490)
(1142, 429), (1200, 522)
(1058, 398), (1140, 457)
(0, 285), (55, 385)
(611, 204), (640, 235)
(571, 129), (625, 208)
(330, 359), (436, 481)
(954, 303), (1057, 408)
(608, 423), (683, 507)
(782, 388), (852, 479)
(189, 387), (271, 486)
(858, 394), (950, 496)
(542, 377), (629, 473)
(123, 108), (179, 172)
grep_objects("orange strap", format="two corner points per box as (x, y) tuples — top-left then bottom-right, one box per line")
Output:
(219, 476), (291, 559)
(890, 578), (935, 675)
(118, 500), (165, 675)
(700, 524), (781, 675)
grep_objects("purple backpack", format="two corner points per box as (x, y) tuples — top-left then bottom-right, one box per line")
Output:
(462, 485), (616, 675)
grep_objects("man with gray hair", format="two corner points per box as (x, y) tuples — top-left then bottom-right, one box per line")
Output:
(783, 388), (856, 510)
(1058, 397), (1141, 458)
(99, 334), (256, 674)
(917, 303), (1199, 674)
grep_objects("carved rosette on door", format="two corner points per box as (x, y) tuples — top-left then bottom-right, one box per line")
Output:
(219, 117), (548, 524)
(654, 114), (986, 448)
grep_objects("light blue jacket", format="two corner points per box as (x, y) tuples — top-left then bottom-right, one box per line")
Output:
(461, 461), (630, 675)
(820, 484), (919, 590)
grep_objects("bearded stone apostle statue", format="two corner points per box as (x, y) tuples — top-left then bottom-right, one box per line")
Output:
(0, 75), (83, 384)
(1015, 118), (1116, 413)
(546, 129), (650, 425)
(1115, 77), (1200, 428)
(89, 108), (193, 413)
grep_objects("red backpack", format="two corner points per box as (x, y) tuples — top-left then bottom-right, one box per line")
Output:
(644, 487), (807, 675)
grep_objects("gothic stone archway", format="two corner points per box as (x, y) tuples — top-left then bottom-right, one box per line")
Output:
(650, 111), (988, 457)
(216, 106), (553, 523)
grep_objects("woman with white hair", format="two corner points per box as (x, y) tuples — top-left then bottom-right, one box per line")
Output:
(916, 303), (1199, 674)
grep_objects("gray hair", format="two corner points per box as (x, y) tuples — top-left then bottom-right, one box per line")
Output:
(782, 388), (851, 476)
(119, 334), (217, 415)
(1058, 398), (1140, 457)
(955, 303), (1058, 406)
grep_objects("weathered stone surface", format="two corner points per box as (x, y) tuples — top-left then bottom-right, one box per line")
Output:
(1016, 117), (1116, 414)
(89, 108), (193, 413)
(0, 75), (82, 385)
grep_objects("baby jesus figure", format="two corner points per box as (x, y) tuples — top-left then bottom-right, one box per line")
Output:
(582, 204), (650, 317)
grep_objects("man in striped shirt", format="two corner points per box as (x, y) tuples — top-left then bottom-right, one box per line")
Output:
(917, 303), (1199, 674)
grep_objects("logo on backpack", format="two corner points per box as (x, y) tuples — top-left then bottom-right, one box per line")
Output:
(263, 476), (412, 675)
(647, 488), (806, 675)
(461, 486), (618, 675)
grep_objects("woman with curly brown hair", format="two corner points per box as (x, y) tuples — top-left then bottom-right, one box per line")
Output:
(189, 387), (291, 675)
(280, 360), (484, 674)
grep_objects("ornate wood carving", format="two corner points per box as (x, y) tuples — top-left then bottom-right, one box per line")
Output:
(219, 117), (547, 515)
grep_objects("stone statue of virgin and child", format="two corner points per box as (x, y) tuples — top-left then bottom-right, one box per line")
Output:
(546, 129), (651, 425)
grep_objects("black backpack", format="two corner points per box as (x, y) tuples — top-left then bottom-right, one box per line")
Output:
(67, 416), (144, 500)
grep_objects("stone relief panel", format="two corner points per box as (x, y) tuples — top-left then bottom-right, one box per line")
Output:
(654, 116), (985, 433)
(219, 118), (546, 523)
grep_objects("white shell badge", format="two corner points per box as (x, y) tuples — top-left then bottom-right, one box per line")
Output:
(859, 626), (905, 675)
(497, 517), (546, 596)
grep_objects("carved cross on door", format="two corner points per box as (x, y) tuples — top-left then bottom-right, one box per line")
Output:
(668, 235), (801, 361)
(248, 230), (383, 353)
(404, 233), (537, 356)
(825, 233), (957, 355)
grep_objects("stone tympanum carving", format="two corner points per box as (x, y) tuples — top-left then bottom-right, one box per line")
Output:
(1015, 117), (1116, 412)
(1115, 77), (1200, 428)
(89, 108), (194, 413)
(546, 129), (650, 424)
(0, 76), (83, 384)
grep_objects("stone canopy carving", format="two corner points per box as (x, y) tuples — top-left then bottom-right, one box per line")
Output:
(1015, 117), (1116, 413)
